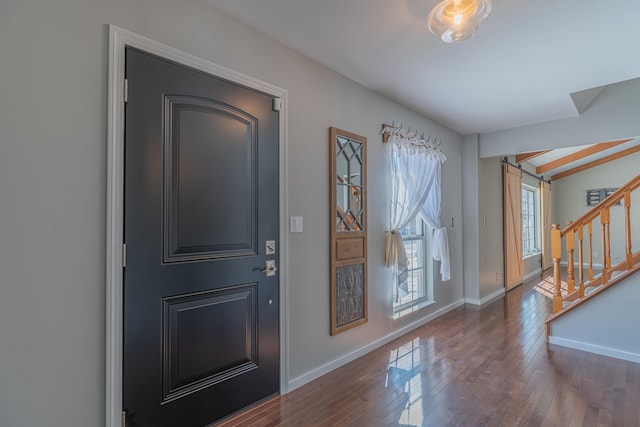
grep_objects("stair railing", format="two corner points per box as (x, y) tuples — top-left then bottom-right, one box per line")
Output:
(551, 173), (640, 313)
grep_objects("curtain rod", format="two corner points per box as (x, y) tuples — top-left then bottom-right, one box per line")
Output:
(381, 122), (439, 145)
(381, 124), (392, 143)
(501, 157), (551, 184)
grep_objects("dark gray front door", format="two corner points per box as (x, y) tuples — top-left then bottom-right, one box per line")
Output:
(123, 47), (280, 426)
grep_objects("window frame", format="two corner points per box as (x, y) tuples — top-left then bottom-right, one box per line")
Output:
(393, 215), (434, 317)
(522, 185), (540, 257)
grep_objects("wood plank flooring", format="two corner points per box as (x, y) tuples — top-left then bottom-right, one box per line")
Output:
(217, 271), (640, 426)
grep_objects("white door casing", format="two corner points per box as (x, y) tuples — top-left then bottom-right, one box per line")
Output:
(105, 25), (289, 427)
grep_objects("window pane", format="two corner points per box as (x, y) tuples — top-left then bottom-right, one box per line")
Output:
(414, 240), (424, 269)
(400, 221), (417, 236)
(407, 240), (415, 269)
(394, 216), (430, 311)
(522, 187), (539, 256)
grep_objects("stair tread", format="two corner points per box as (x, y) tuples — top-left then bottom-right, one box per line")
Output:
(560, 267), (634, 305)
(585, 285), (603, 295)
(610, 270), (627, 280)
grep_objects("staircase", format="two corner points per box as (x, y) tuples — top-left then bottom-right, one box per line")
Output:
(545, 173), (640, 339)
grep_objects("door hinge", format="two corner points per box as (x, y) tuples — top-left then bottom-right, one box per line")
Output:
(124, 79), (129, 104)
(272, 97), (281, 112)
(121, 410), (126, 427)
(122, 243), (127, 268)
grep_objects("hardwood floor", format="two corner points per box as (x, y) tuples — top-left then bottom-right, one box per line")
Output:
(217, 272), (640, 426)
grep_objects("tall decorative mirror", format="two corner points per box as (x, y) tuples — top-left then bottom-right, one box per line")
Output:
(329, 127), (368, 335)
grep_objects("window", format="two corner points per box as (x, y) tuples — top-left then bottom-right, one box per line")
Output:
(522, 186), (539, 256)
(393, 216), (433, 316)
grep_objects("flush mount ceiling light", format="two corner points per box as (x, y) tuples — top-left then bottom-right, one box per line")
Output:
(427, 0), (493, 43)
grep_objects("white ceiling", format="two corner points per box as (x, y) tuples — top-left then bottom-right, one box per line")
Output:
(205, 0), (640, 135)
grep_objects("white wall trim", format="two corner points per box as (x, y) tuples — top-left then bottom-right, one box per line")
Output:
(106, 25), (289, 427)
(286, 299), (465, 392)
(548, 336), (640, 364)
(464, 287), (505, 306)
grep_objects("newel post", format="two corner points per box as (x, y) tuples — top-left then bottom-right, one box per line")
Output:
(552, 224), (563, 313)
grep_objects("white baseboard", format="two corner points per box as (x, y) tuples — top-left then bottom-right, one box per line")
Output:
(523, 268), (542, 282)
(286, 299), (465, 392)
(548, 336), (640, 364)
(464, 287), (505, 306)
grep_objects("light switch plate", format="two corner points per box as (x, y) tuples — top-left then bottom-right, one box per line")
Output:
(290, 216), (303, 233)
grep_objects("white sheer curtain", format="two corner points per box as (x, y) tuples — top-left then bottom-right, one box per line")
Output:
(540, 180), (552, 270)
(383, 126), (450, 294)
(421, 164), (451, 281)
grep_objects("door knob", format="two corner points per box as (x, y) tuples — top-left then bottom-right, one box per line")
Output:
(262, 260), (277, 277)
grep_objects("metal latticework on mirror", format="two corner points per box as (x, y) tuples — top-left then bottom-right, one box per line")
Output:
(330, 127), (368, 335)
(336, 135), (364, 232)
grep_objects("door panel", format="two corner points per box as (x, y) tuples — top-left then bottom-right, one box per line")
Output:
(164, 95), (257, 261)
(162, 284), (258, 403)
(123, 48), (279, 426)
(503, 163), (523, 290)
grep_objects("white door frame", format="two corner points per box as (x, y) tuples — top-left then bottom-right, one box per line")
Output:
(105, 25), (289, 427)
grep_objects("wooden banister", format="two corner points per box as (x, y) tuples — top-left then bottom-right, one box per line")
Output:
(549, 173), (640, 315)
(561, 173), (640, 235)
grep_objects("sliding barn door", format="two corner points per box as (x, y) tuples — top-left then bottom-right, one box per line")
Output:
(540, 180), (552, 270)
(503, 164), (523, 290)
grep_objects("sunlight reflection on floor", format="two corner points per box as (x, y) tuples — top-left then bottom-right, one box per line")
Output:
(532, 273), (565, 299)
(386, 338), (424, 427)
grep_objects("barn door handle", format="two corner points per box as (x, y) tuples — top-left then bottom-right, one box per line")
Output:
(262, 260), (277, 277)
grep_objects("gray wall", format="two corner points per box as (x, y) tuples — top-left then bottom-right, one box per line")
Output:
(475, 156), (541, 299)
(463, 141), (506, 303)
(551, 272), (640, 360)
(552, 151), (640, 265)
(462, 136), (480, 302)
(477, 156), (505, 297)
(479, 77), (640, 158)
(0, 0), (464, 425)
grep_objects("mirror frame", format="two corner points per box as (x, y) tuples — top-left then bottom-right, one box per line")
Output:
(329, 127), (368, 335)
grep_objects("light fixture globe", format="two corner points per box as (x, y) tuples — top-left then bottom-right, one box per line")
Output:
(427, 0), (492, 43)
